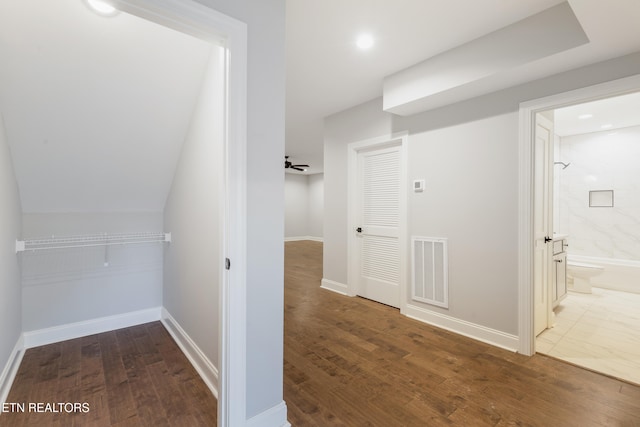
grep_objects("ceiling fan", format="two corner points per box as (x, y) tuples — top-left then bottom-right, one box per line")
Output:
(284, 156), (309, 171)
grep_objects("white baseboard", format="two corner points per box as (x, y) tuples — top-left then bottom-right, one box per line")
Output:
(0, 335), (25, 405)
(247, 401), (290, 427)
(404, 304), (519, 352)
(160, 308), (219, 399)
(284, 236), (323, 242)
(320, 278), (348, 295)
(23, 307), (162, 349)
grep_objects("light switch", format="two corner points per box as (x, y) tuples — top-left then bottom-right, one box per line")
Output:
(413, 179), (425, 192)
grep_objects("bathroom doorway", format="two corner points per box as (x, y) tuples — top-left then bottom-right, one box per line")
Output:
(519, 75), (640, 354)
(534, 91), (640, 385)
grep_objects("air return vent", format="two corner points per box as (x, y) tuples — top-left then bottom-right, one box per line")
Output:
(412, 236), (448, 308)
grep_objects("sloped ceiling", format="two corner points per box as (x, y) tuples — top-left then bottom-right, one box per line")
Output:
(0, 0), (212, 213)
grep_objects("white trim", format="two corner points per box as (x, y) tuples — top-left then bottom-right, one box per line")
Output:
(22, 307), (161, 349)
(111, 2), (249, 424)
(284, 236), (323, 242)
(246, 401), (290, 427)
(0, 335), (24, 405)
(405, 304), (519, 352)
(518, 73), (640, 356)
(320, 278), (349, 295)
(161, 308), (219, 398)
(347, 132), (409, 304)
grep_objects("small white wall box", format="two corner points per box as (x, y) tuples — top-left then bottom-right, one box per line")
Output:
(413, 179), (425, 192)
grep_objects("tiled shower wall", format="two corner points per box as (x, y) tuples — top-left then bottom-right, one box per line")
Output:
(556, 125), (640, 260)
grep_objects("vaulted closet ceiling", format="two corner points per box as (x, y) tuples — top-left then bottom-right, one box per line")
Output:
(0, 0), (212, 213)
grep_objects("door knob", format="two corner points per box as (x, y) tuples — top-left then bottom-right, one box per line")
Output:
(544, 236), (552, 243)
(356, 227), (362, 233)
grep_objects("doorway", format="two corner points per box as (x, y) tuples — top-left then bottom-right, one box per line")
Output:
(0, 0), (249, 425)
(347, 133), (408, 311)
(112, 2), (248, 424)
(533, 92), (640, 385)
(518, 74), (640, 366)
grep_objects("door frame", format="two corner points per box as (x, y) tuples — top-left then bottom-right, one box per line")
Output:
(347, 132), (409, 312)
(517, 73), (640, 356)
(114, 1), (247, 425)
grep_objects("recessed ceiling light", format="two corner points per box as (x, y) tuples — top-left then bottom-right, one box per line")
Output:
(578, 114), (593, 120)
(356, 34), (374, 50)
(85, 0), (119, 17)
(600, 124), (613, 129)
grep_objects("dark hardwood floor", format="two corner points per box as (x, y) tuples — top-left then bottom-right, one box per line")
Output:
(4, 241), (639, 426)
(2, 322), (216, 427)
(284, 240), (640, 426)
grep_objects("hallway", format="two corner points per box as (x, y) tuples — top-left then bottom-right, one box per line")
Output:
(284, 240), (640, 426)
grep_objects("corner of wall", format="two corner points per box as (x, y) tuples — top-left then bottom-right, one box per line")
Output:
(320, 278), (348, 295)
(160, 307), (219, 398)
(0, 335), (24, 405)
(246, 401), (290, 427)
(0, 112), (23, 405)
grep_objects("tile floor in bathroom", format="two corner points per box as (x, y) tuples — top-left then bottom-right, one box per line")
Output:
(536, 287), (640, 385)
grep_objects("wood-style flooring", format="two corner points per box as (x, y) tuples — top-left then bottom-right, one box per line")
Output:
(284, 240), (640, 426)
(2, 322), (216, 427)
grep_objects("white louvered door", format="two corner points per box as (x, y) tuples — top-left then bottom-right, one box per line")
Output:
(355, 145), (401, 308)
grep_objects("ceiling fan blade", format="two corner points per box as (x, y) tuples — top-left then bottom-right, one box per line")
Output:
(292, 164), (309, 168)
(292, 167), (305, 171)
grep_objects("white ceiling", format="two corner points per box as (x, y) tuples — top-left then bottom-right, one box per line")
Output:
(3, 1), (640, 212)
(286, 0), (640, 174)
(0, 0), (211, 212)
(554, 91), (640, 136)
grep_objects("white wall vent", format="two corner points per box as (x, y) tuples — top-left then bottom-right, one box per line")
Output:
(411, 236), (448, 308)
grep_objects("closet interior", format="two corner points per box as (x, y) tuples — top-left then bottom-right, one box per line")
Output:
(0, 0), (225, 402)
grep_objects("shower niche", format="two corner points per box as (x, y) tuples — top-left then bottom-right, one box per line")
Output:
(589, 190), (614, 207)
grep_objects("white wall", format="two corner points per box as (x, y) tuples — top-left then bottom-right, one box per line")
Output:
(404, 113), (519, 332)
(284, 173), (324, 239)
(324, 52), (640, 340)
(195, 1), (287, 419)
(558, 125), (640, 260)
(284, 174), (308, 238)
(0, 114), (22, 388)
(308, 173), (324, 239)
(324, 98), (393, 283)
(163, 47), (224, 369)
(21, 212), (163, 331)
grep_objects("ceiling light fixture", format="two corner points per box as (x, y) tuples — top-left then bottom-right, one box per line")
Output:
(85, 0), (119, 17)
(578, 113), (593, 120)
(356, 34), (374, 50)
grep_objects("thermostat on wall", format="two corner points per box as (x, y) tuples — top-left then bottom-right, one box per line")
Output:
(413, 179), (425, 192)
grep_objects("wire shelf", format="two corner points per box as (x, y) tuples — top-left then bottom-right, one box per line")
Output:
(16, 232), (171, 253)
